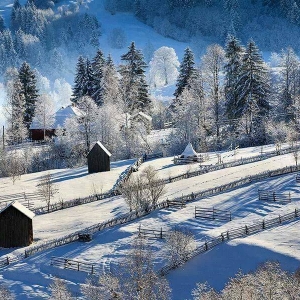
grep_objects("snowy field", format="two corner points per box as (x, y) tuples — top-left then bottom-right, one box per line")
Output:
(0, 159), (135, 209)
(1, 147), (300, 298)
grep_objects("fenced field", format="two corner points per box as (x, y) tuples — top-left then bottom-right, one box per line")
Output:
(195, 207), (232, 221)
(138, 226), (167, 239)
(50, 256), (95, 274)
(258, 189), (292, 204)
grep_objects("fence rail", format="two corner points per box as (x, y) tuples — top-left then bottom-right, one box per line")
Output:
(167, 199), (186, 209)
(2, 165), (300, 271)
(138, 226), (167, 239)
(50, 256), (95, 274)
(160, 208), (300, 276)
(195, 207), (232, 221)
(258, 189), (292, 204)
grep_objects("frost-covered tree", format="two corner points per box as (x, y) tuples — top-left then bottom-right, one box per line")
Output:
(91, 49), (105, 106)
(149, 46), (180, 88)
(72, 56), (87, 103)
(18, 61), (39, 129)
(224, 35), (244, 120)
(0, 285), (14, 300)
(119, 42), (151, 113)
(49, 277), (72, 300)
(107, 27), (127, 49)
(32, 94), (56, 140)
(202, 44), (225, 148)
(235, 40), (270, 144)
(174, 47), (197, 99)
(101, 54), (121, 106)
(278, 47), (300, 122)
(5, 68), (28, 143)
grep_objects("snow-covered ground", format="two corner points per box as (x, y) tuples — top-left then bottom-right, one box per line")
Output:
(0, 159), (134, 209)
(1, 143), (300, 299)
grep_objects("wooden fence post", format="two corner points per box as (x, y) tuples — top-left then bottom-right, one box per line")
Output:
(212, 207), (215, 220)
(229, 212), (232, 221)
(205, 242), (208, 251)
(273, 192), (276, 202)
(160, 228), (163, 239)
(279, 215), (282, 224)
(245, 225), (248, 234)
(227, 231), (229, 239)
(91, 265), (94, 274)
(6, 257), (9, 265)
(262, 219), (265, 229)
(295, 209), (298, 218)
(78, 262), (80, 271)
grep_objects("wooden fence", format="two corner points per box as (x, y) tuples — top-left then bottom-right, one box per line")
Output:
(173, 156), (204, 164)
(166, 146), (300, 185)
(144, 152), (163, 160)
(50, 256), (95, 274)
(296, 173), (300, 183)
(0, 192), (37, 210)
(167, 199), (186, 209)
(2, 165), (300, 271)
(258, 190), (292, 204)
(159, 208), (300, 276)
(195, 207), (232, 221)
(138, 226), (167, 239)
(0, 256), (19, 270)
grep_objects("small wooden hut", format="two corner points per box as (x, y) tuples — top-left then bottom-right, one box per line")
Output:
(87, 141), (112, 173)
(0, 201), (35, 248)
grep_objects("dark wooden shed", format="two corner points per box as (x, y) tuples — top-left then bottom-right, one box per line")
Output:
(87, 141), (112, 173)
(0, 201), (35, 248)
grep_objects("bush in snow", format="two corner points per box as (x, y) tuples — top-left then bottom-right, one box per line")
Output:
(0, 285), (14, 300)
(49, 277), (72, 300)
(165, 227), (196, 268)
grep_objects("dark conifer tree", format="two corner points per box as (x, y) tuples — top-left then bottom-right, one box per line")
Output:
(18, 61), (39, 129)
(85, 58), (94, 98)
(91, 49), (105, 106)
(11, 0), (21, 32)
(0, 16), (6, 32)
(72, 56), (87, 103)
(235, 40), (270, 143)
(120, 42), (151, 112)
(224, 35), (244, 120)
(174, 47), (197, 99)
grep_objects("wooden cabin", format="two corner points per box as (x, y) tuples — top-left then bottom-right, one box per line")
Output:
(87, 141), (112, 173)
(0, 201), (35, 248)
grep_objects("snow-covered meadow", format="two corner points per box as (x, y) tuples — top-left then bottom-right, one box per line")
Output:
(1, 143), (300, 299)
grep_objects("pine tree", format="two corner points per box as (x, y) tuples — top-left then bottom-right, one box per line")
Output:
(235, 40), (270, 143)
(224, 35), (244, 120)
(85, 58), (94, 98)
(91, 49), (105, 106)
(0, 15), (6, 32)
(120, 42), (151, 113)
(174, 47), (197, 99)
(11, 0), (21, 32)
(72, 56), (87, 103)
(18, 61), (39, 129)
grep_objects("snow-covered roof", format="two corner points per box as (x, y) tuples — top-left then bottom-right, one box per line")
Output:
(88, 141), (112, 157)
(137, 112), (152, 122)
(30, 105), (83, 130)
(132, 111), (152, 122)
(181, 143), (198, 157)
(0, 201), (35, 219)
(53, 105), (83, 129)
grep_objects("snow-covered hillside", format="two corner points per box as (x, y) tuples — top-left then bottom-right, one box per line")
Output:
(1, 143), (300, 299)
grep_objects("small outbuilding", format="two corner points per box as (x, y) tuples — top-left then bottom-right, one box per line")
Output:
(87, 141), (112, 173)
(180, 142), (198, 158)
(0, 201), (35, 248)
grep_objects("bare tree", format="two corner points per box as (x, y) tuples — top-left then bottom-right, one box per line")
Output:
(37, 172), (58, 212)
(0, 285), (14, 300)
(32, 94), (56, 140)
(120, 166), (166, 211)
(81, 237), (171, 300)
(192, 282), (219, 300)
(49, 277), (72, 300)
(165, 227), (196, 267)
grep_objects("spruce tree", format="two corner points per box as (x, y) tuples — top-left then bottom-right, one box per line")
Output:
(174, 47), (197, 99)
(120, 42), (151, 112)
(224, 35), (244, 120)
(72, 56), (87, 103)
(91, 49), (105, 106)
(11, 0), (21, 32)
(18, 61), (38, 129)
(0, 16), (6, 32)
(85, 58), (94, 98)
(235, 40), (270, 143)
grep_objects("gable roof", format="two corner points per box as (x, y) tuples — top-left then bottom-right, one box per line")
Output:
(132, 111), (152, 122)
(0, 201), (35, 219)
(88, 141), (112, 157)
(30, 104), (83, 130)
(181, 142), (198, 157)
